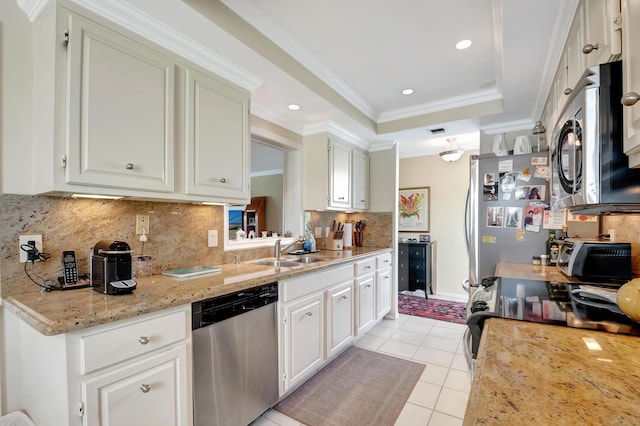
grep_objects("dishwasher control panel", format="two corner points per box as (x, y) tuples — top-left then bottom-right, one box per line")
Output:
(192, 282), (278, 329)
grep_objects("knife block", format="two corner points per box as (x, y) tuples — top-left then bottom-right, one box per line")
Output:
(327, 233), (343, 251)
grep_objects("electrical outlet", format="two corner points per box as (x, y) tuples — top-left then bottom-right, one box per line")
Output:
(19, 235), (43, 263)
(314, 227), (322, 238)
(136, 215), (150, 235)
(208, 230), (218, 247)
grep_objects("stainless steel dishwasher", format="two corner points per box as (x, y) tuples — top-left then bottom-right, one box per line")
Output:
(192, 282), (279, 426)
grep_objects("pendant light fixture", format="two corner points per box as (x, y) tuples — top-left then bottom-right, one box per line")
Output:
(439, 137), (464, 162)
(532, 120), (547, 152)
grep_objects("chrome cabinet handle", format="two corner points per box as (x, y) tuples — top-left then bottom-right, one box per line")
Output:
(219, 177), (227, 183)
(622, 92), (640, 107)
(125, 163), (135, 170)
(338, 197), (345, 200)
(366, 284), (372, 288)
(365, 266), (371, 270)
(582, 43), (598, 54)
(340, 295), (348, 300)
(563, 88), (572, 96)
(140, 384), (151, 393)
(138, 336), (149, 345)
(306, 312), (313, 316)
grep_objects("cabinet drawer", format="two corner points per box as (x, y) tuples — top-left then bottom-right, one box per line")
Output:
(408, 248), (426, 260)
(354, 258), (376, 276)
(80, 309), (188, 374)
(376, 253), (392, 269)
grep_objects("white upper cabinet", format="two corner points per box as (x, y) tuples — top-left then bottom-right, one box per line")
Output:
(183, 67), (250, 201)
(621, 0), (640, 165)
(65, 12), (175, 192)
(352, 149), (370, 211)
(583, 0), (622, 68)
(565, 5), (586, 97)
(328, 139), (352, 209)
(303, 133), (369, 211)
(30, 4), (250, 203)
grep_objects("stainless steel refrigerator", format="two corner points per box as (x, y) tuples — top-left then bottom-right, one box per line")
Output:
(465, 152), (551, 285)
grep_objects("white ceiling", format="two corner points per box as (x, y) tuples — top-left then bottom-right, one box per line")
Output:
(110, 0), (578, 157)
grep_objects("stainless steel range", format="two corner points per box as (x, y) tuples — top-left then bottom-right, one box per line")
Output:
(463, 276), (640, 376)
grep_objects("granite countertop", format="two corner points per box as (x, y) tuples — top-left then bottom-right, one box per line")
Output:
(3, 247), (391, 336)
(464, 318), (640, 425)
(495, 262), (581, 283)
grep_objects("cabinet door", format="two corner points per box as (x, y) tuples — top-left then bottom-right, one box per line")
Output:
(328, 139), (351, 209)
(65, 13), (175, 192)
(326, 281), (354, 358)
(184, 67), (250, 201)
(352, 149), (369, 210)
(398, 243), (409, 292)
(583, 0), (622, 68)
(356, 274), (376, 334)
(565, 6), (586, 95)
(376, 269), (392, 318)
(283, 293), (324, 390)
(622, 0), (640, 165)
(82, 345), (190, 426)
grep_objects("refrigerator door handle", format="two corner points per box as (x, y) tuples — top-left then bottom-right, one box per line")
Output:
(464, 181), (471, 253)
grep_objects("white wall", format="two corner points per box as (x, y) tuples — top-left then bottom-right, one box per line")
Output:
(399, 151), (473, 300)
(0, 1), (34, 193)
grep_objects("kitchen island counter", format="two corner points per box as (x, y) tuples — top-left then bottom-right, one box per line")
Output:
(464, 317), (640, 424)
(495, 262), (581, 283)
(3, 247), (391, 336)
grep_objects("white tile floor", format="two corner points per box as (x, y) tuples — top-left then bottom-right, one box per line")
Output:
(254, 313), (470, 426)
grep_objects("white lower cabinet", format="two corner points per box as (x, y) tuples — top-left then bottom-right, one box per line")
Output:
(326, 281), (354, 358)
(12, 305), (192, 426)
(282, 292), (324, 391)
(81, 345), (188, 426)
(376, 253), (393, 319)
(356, 274), (376, 334)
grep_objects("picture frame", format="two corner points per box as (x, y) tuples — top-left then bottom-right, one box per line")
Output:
(399, 187), (430, 232)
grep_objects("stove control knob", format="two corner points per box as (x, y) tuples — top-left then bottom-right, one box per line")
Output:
(481, 276), (497, 288)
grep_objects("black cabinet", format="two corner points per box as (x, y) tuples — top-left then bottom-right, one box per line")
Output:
(398, 243), (432, 297)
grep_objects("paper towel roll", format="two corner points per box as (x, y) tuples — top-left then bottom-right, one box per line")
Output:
(343, 223), (353, 248)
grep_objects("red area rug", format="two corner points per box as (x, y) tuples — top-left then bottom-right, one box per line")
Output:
(398, 294), (467, 324)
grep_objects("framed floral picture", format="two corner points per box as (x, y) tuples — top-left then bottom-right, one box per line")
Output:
(399, 187), (430, 232)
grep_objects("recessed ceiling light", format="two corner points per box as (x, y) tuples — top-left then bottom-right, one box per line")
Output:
(401, 88), (414, 95)
(456, 39), (472, 50)
(288, 104), (301, 111)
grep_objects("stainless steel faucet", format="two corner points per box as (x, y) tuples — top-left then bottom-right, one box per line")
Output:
(274, 237), (303, 260)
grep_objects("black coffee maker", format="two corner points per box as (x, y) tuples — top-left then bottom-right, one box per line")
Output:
(91, 240), (137, 295)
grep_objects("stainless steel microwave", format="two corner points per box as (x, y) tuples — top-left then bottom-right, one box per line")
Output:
(550, 61), (640, 214)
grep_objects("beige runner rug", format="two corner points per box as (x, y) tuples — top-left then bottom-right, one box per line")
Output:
(274, 346), (425, 426)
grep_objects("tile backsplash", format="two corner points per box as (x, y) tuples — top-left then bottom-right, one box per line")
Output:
(0, 194), (272, 297)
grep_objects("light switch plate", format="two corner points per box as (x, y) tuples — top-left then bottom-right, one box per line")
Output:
(136, 215), (150, 235)
(314, 227), (322, 238)
(19, 234), (43, 263)
(208, 230), (218, 247)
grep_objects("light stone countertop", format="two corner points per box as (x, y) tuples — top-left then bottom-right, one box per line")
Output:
(464, 318), (640, 425)
(495, 262), (582, 283)
(3, 247), (391, 336)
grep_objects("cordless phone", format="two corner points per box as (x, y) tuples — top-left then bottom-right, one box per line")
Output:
(62, 250), (78, 285)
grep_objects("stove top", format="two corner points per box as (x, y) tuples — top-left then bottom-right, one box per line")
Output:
(467, 277), (640, 335)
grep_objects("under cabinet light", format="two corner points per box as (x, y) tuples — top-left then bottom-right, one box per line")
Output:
(71, 194), (123, 200)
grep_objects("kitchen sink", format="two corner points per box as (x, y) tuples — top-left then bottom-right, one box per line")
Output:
(253, 260), (302, 268)
(293, 256), (329, 264)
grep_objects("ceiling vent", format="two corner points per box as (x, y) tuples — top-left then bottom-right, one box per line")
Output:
(428, 127), (446, 135)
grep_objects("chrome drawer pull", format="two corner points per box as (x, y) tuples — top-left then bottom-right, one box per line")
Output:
(138, 336), (149, 345)
(219, 177), (227, 183)
(125, 163), (135, 170)
(340, 295), (348, 300)
(140, 384), (151, 393)
(582, 43), (598, 54)
(306, 312), (313, 316)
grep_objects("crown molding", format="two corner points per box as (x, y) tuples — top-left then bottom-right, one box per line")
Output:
(378, 88), (502, 124)
(480, 119), (533, 135)
(17, 0), (50, 21)
(18, 0), (263, 92)
(304, 121), (370, 151)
